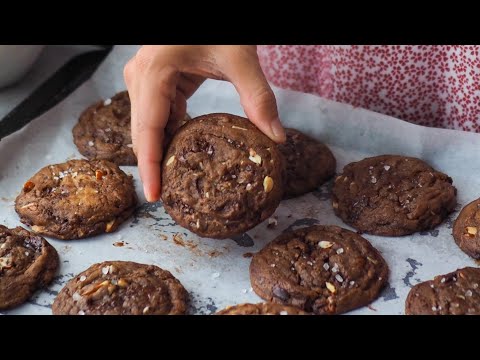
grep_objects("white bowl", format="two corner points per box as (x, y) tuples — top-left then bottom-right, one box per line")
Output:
(0, 45), (45, 88)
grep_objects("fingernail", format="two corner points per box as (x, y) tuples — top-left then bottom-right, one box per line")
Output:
(144, 184), (154, 202)
(270, 117), (286, 142)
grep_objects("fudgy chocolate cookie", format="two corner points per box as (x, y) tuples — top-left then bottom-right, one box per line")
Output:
(405, 267), (480, 315)
(15, 159), (137, 240)
(73, 91), (190, 165)
(453, 199), (480, 259)
(250, 225), (388, 314)
(73, 91), (136, 166)
(332, 155), (456, 236)
(161, 113), (285, 239)
(279, 128), (336, 199)
(52, 261), (188, 315)
(0, 225), (59, 310)
(216, 302), (309, 315)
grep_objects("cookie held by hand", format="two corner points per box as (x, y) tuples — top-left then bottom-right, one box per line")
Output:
(161, 113), (285, 239)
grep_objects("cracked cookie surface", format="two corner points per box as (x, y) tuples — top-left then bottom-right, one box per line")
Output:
(250, 225), (388, 314)
(453, 199), (480, 259)
(15, 159), (137, 240)
(405, 267), (480, 315)
(279, 128), (336, 199)
(216, 302), (309, 315)
(332, 155), (457, 236)
(73, 91), (136, 166)
(52, 261), (188, 315)
(0, 225), (59, 309)
(161, 113), (285, 239)
(73, 91), (190, 165)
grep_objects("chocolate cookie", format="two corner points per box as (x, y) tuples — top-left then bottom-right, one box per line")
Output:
(0, 225), (59, 310)
(332, 155), (457, 236)
(161, 113), (285, 239)
(52, 261), (188, 315)
(73, 91), (190, 165)
(405, 267), (480, 315)
(73, 91), (136, 166)
(453, 199), (480, 259)
(279, 128), (336, 198)
(15, 159), (137, 240)
(216, 302), (309, 315)
(250, 225), (388, 314)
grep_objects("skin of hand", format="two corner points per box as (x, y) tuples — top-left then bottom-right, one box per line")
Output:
(124, 45), (286, 202)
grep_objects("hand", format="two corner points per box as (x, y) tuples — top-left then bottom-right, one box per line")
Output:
(124, 45), (285, 202)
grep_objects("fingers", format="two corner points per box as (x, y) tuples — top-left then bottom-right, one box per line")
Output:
(124, 48), (179, 202)
(218, 46), (286, 143)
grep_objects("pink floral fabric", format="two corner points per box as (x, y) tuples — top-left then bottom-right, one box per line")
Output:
(257, 45), (480, 132)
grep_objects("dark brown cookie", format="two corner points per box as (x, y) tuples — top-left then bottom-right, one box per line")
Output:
(405, 267), (480, 315)
(15, 159), (137, 240)
(453, 199), (480, 259)
(332, 155), (457, 236)
(279, 128), (336, 199)
(0, 225), (59, 310)
(73, 91), (190, 165)
(52, 261), (188, 315)
(73, 91), (136, 166)
(161, 113), (285, 239)
(250, 225), (388, 314)
(216, 302), (309, 315)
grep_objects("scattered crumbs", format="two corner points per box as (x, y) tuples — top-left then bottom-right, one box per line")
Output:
(211, 272), (220, 279)
(173, 233), (185, 246)
(243, 252), (254, 258)
(113, 241), (125, 247)
(208, 250), (222, 257)
(267, 217), (278, 229)
(287, 214), (292, 218)
(336, 248), (344, 254)
(104, 98), (112, 106)
(367, 305), (377, 312)
(242, 289), (248, 294)
(279, 311), (288, 315)
(88, 141), (94, 147)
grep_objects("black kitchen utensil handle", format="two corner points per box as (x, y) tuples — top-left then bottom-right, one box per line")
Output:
(0, 45), (113, 141)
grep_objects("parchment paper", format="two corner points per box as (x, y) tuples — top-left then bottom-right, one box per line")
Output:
(1, 45), (479, 315)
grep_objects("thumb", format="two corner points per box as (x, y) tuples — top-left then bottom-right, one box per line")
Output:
(221, 48), (286, 143)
